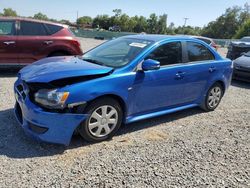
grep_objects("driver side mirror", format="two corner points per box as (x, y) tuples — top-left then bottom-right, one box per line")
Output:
(141, 59), (160, 71)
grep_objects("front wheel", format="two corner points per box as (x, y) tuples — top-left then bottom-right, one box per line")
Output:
(201, 83), (224, 112)
(78, 97), (123, 142)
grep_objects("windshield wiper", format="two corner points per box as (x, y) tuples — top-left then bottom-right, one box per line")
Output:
(82, 58), (105, 66)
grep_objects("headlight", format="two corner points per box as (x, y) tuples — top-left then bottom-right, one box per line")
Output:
(34, 89), (69, 109)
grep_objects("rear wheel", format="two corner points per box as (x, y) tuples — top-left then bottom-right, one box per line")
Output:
(201, 83), (224, 111)
(78, 97), (123, 142)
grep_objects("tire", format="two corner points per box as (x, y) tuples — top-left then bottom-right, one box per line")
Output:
(78, 97), (123, 142)
(201, 83), (224, 112)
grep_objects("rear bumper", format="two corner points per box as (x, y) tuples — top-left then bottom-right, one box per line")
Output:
(14, 80), (87, 145)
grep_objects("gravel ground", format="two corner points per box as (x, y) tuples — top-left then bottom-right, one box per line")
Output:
(0, 38), (249, 187)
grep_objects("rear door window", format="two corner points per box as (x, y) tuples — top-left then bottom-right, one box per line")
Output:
(19, 21), (48, 36)
(45, 24), (63, 35)
(187, 42), (215, 62)
(0, 21), (16, 35)
(146, 42), (182, 66)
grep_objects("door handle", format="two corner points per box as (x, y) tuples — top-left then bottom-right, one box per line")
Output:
(175, 71), (186, 79)
(44, 40), (53, 45)
(209, 67), (216, 73)
(3, 41), (15, 45)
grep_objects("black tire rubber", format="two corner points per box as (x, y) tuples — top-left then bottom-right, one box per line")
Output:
(78, 97), (123, 142)
(201, 82), (224, 112)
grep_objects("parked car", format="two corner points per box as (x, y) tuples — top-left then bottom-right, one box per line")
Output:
(192, 36), (219, 50)
(14, 35), (233, 145)
(0, 17), (83, 67)
(233, 51), (250, 82)
(109, 26), (121, 32)
(226, 36), (250, 60)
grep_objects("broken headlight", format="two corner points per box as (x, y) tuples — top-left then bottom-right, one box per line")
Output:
(34, 89), (69, 109)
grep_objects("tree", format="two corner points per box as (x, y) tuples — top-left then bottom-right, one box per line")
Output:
(92, 15), (110, 29)
(239, 3), (250, 24)
(133, 16), (147, 33)
(157, 14), (167, 34)
(33, 12), (49, 21)
(201, 4), (250, 39)
(113, 9), (122, 17)
(60, 19), (72, 25)
(147, 13), (158, 34)
(77, 16), (92, 26)
(234, 19), (250, 39)
(2, 8), (17, 17)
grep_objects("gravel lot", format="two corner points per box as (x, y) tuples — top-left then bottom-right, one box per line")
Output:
(0, 38), (249, 187)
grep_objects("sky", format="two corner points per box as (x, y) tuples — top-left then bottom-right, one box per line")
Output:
(0, 0), (248, 27)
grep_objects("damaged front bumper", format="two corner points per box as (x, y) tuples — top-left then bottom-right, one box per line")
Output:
(14, 79), (87, 145)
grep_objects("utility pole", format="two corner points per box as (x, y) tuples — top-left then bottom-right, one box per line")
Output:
(183, 17), (189, 27)
(77, 10), (79, 22)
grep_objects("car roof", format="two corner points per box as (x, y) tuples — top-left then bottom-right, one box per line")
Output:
(0, 16), (68, 28)
(122, 34), (198, 42)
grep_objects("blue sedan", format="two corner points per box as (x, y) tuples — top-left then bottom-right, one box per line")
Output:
(14, 35), (233, 145)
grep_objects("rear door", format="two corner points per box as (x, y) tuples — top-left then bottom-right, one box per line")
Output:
(180, 41), (218, 103)
(17, 21), (51, 65)
(131, 41), (188, 115)
(0, 20), (18, 65)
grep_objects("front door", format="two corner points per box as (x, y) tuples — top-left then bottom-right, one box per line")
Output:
(0, 20), (18, 65)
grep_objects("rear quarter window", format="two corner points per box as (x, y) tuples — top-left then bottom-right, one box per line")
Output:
(187, 41), (215, 62)
(45, 24), (63, 35)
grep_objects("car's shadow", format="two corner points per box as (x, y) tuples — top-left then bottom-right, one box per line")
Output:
(231, 80), (250, 89)
(0, 107), (204, 159)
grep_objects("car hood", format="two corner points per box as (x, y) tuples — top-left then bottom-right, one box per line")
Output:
(19, 56), (113, 83)
(234, 55), (250, 68)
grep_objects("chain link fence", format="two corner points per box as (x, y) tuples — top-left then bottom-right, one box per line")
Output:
(73, 28), (235, 48)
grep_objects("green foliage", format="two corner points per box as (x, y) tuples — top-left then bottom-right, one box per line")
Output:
(113, 9), (122, 17)
(33, 12), (49, 21)
(1, 4), (249, 39)
(77, 16), (92, 25)
(234, 19), (250, 38)
(92, 15), (110, 29)
(2, 8), (17, 17)
(201, 3), (250, 39)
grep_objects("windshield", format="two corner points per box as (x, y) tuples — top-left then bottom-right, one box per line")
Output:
(82, 38), (153, 68)
(241, 37), (250, 42)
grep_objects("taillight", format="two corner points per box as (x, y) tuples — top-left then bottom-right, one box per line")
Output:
(71, 40), (81, 47)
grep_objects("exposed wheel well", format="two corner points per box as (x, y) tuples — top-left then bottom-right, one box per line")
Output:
(214, 80), (225, 94)
(87, 94), (127, 121)
(48, 50), (71, 57)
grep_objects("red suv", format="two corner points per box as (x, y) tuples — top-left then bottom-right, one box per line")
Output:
(0, 17), (83, 66)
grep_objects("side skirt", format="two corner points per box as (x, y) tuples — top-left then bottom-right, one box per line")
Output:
(126, 104), (198, 124)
